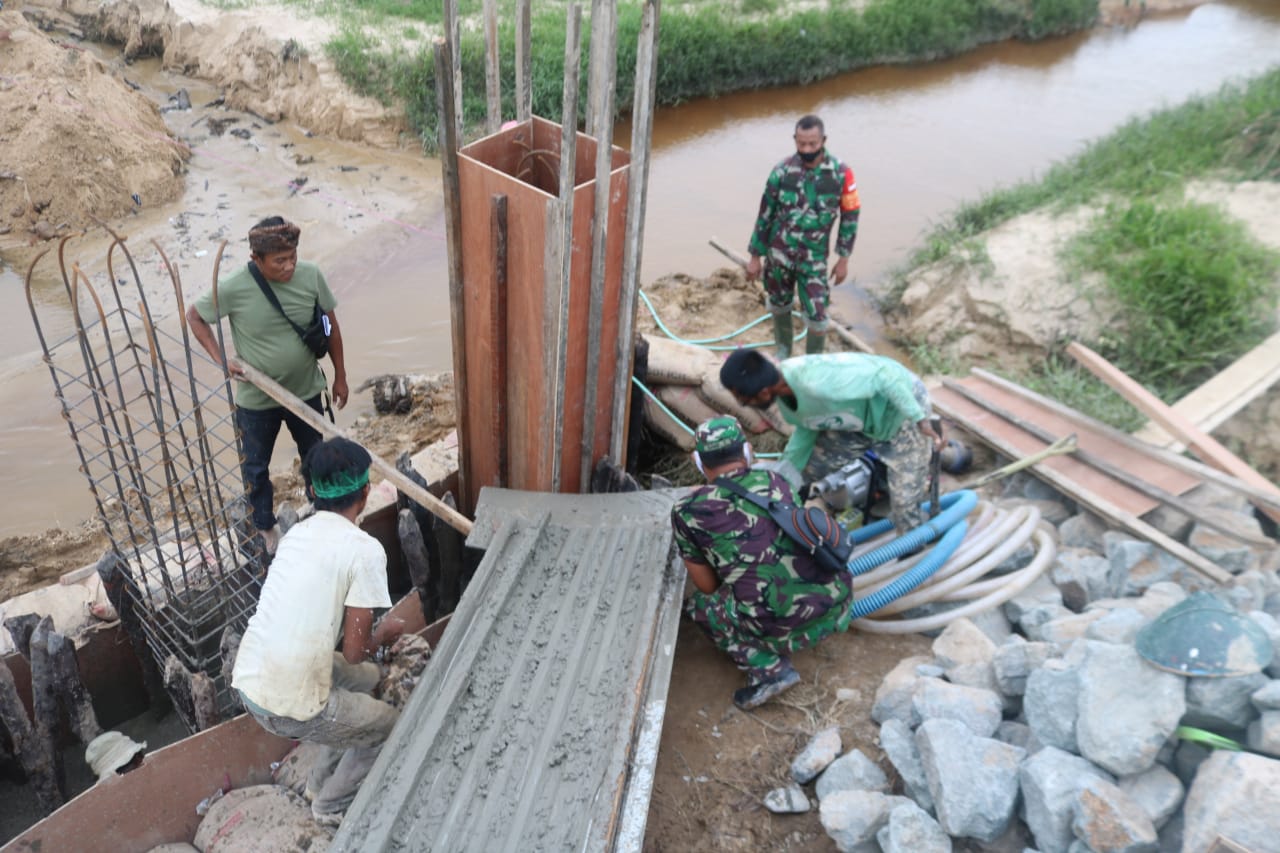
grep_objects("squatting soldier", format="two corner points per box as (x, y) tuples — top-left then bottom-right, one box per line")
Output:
(719, 350), (944, 535)
(671, 416), (854, 710)
(745, 113), (861, 358)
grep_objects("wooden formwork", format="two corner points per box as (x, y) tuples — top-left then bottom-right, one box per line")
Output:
(455, 118), (632, 510)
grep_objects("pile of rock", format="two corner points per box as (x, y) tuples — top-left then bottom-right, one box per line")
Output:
(768, 476), (1280, 852)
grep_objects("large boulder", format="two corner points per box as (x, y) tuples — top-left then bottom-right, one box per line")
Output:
(916, 718), (1023, 842)
(1019, 747), (1114, 853)
(1181, 751), (1280, 853)
(1075, 642), (1185, 775)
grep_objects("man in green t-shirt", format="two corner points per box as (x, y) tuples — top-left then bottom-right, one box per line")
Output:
(186, 217), (349, 552)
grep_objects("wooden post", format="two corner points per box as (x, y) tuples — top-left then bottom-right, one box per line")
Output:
(515, 0), (532, 121)
(234, 360), (474, 535)
(1067, 341), (1280, 524)
(219, 629), (243, 715)
(47, 629), (102, 745)
(483, 0), (501, 133)
(444, 0), (463, 142)
(490, 194), (509, 487)
(551, 4), (582, 491)
(29, 617), (66, 798)
(0, 660), (61, 814)
(435, 37), (474, 517)
(580, 0), (619, 488)
(4, 613), (38, 658)
(435, 493), (466, 614)
(398, 508), (436, 625)
(609, 0), (661, 464)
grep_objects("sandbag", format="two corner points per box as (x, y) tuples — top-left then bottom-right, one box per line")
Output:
(655, 385), (722, 431)
(697, 373), (771, 434)
(756, 402), (794, 436)
(145, 845), (200, 853)
(375, 634), (432, 709)
(271, 742), (335, 799)
(643, 396), (695, 451)
(193, 785), (333, 853)
(642, 335), (715, 386)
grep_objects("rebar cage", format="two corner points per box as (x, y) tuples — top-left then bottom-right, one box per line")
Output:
(24, 230), (262, 725)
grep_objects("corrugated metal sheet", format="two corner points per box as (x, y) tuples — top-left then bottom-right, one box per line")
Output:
(331, 487), (683, 853)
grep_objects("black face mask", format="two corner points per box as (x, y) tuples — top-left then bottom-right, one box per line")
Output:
(797, 149), (823, 163)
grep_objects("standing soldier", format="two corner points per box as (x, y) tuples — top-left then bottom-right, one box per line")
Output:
(745, 114), (861, 358)
(671, 417), (853, 710)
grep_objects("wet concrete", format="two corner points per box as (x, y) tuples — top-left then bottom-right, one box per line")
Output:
(2, 1), (1279, 537)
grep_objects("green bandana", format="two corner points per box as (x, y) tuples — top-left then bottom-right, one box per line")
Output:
(311, 469), (370, 499)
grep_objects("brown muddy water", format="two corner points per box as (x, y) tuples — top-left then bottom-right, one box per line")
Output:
(1, 0), (1278, 538)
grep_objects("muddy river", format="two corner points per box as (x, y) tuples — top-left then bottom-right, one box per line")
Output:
(1, 0), (1278, 538)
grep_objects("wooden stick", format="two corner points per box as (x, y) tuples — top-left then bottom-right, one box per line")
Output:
(971, 367), (1280, 513)
(483, 0), (501, 134)
(962, 433), (1079, 489)
(944, 377), (1271, 546)
(233, 361), (474, 536)
(0, 660), (61, 814)
(398, 508), (436, 625)
(47, 629), (102, 744)
(551, 4), (582, 491)
(514, 0), (532, 121)
(609, 0), (660, 464)
(29, 617), (66, 798)
(1066, 341), (1280, 525)
(708, 236), (875, 354)
(490, 194), (509, 488)
(933, 395), (1234, 585)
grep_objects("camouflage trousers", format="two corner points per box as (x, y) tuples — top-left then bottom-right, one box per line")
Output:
(762, 254), (829, 330)
(806, 380), (933, 533)
(685, 588), (849, 681)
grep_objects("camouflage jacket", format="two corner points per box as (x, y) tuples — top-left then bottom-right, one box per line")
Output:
(748, 151), (860, 263)
(671, 469), (852, 633)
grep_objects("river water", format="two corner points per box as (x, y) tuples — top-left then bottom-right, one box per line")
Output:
(1, 0), (1277, 537)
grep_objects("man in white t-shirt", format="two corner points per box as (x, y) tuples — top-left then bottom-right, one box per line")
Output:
(232, 437), (404, 824)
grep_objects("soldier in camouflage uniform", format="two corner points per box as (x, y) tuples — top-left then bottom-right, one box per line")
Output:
(745, 114), (861, 359)
(720, 349), (943, 534)
(671, 416), (853, 710)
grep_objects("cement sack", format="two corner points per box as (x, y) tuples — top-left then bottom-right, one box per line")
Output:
(643, 396), (695, 451)
(756, 402), (794, 436)
(643, 335), (715, 386)
(193, 785), (333, 853)
(145, 845), (200, 853)
(0, 581), (107, 656)
(655, 385), (722, 433)
(697, 374), (772, 434)
(271, 742), (335, 798)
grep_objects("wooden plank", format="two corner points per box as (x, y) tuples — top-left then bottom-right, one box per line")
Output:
(1135, 329), (1280, 449)
(933, 388), (1233, 584)
(235, 361), (474, 535)
(514, 0), (532, 121)
(483, 0), (501, 134)
(434, 38), (473, 514)
(609, 0), (661, 464)
(945, 378), (1270, 546)
(1067, 341), (1280, 524)
(551, 4), (582, 492)
(971, 367), (1280, 514)
(580, 0), (619, 488)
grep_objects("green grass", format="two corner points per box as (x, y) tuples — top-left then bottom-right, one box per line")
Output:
(1063, 198), (1280, 401)
(311, 0), (1097, 150)
(884, 66), (1280, 306)
(1016, 355), (1148, 432)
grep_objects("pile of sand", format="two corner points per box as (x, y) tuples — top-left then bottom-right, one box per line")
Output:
(0, 10), (188, 253)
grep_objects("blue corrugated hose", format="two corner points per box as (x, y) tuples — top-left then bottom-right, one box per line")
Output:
(845, 490), (979, 619)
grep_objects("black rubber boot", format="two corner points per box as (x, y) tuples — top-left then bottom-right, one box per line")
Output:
(771, 313), (794, 360)
(733, 664), (800, 710)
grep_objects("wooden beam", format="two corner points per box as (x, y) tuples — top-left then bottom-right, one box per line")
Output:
(1135, 329), (1280, 450)
(942, 378), (1270, 546)
(514, 0), (532, 121)
(1067, 341), (1280, 524)
(580, 0), (619, 489)
(233, 360), (474, 535)
(609, 0), (660, 464)
(444, 0), (462, 142)
(551, 4), (582, 491)
(434, 37), (473, 514)
(483, 0), (501, 134)
(933, 391), (1234, 585)
(970, 367), (1280, 514)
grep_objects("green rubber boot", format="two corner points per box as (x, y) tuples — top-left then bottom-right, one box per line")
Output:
(805, 330), (826, 355)
(771, 314), (794, 360)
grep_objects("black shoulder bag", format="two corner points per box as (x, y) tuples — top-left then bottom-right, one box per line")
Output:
(247, 262), (330, 359)
(715, 475), (854, 576)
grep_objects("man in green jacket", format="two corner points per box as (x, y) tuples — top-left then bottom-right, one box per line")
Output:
(720, 349), (943, 533)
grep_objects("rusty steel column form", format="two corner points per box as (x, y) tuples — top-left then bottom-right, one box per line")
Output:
(610, 0), (662, 464)
(579, 0), (619, 489)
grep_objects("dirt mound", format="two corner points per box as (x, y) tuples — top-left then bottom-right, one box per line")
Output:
(0, 11), (187, 249)
(23, 0), (405, 148)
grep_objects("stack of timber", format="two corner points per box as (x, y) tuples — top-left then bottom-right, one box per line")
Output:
(931, 368), (1280, 586)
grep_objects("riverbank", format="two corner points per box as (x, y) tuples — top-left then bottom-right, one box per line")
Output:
(878, 66), (1280, 478)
